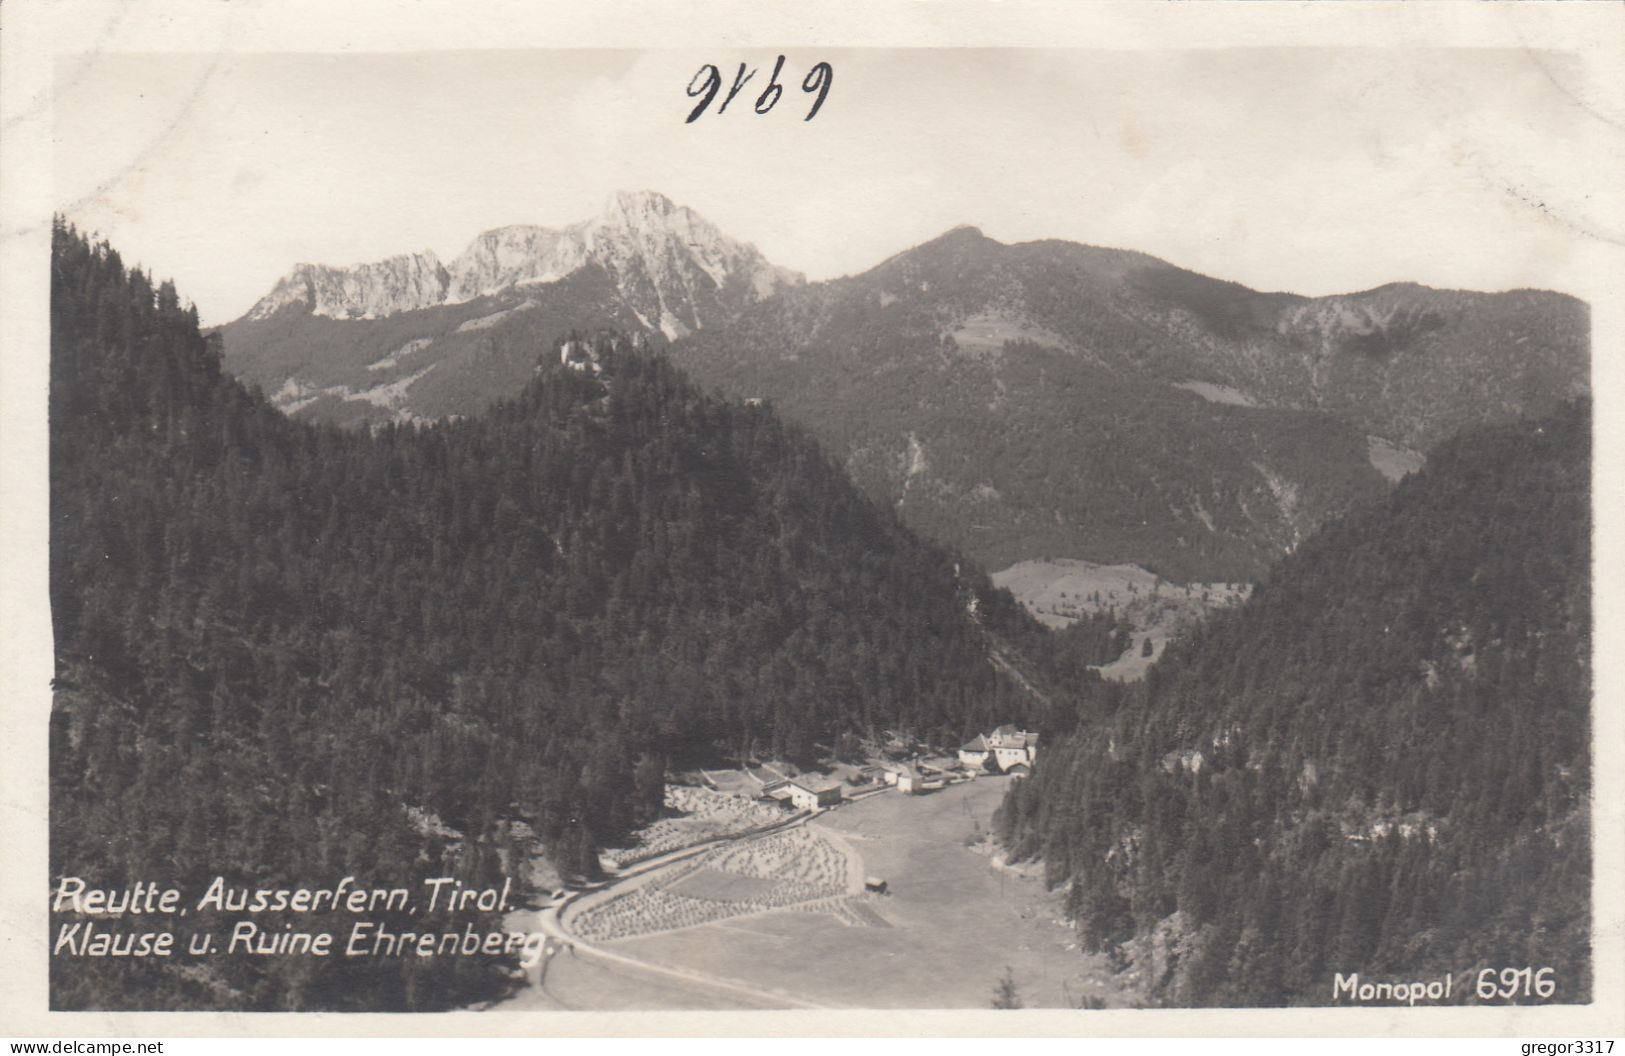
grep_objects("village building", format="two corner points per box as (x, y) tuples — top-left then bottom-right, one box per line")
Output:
(957, 734), (992, 770)
(785, 777), (843, 811)
(889, 762), (948, 794)
(711, 760), (843, 811)
(959, 724), (1039, 773)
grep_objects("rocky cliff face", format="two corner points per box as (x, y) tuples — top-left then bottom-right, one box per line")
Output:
(243, 191), (803, 338)
(246, 252), (451, 321)
(566, 190), (805, 338)
(443, 225), (568, 302)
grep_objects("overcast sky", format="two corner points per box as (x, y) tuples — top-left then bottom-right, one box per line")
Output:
(54, 45), (1613, 324)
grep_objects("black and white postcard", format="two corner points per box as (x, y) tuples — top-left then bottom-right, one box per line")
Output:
(2, 0), (1622, 1039)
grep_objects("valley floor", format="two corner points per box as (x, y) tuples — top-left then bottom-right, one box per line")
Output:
(992, 558), (1251, 680)
(496, 777), (1121, 1011)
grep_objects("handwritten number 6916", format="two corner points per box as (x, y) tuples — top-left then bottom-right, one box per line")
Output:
(686, 57), (833, 123)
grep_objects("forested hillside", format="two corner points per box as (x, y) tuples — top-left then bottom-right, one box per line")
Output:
(997, 402), (1591, 1005)
(670, 227), (1586, 580)
(48, 223), (1064, 1010)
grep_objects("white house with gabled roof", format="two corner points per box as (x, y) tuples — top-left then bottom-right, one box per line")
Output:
(960, 724), (1038, 773)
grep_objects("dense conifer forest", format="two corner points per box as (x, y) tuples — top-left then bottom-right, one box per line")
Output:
(48, 223), (1081, 1010)
(997, 402), (1591, 1005)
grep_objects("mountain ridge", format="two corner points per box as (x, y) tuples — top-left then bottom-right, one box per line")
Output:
(665, 225), (1587, 579)
(243, 190), (804, 337)
(218, 205), (1588, 582)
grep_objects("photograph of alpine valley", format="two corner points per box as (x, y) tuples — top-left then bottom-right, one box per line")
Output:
(46, 47), (1592, 1013)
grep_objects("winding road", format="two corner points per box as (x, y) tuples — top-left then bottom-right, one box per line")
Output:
(498, 806), (836, 1010)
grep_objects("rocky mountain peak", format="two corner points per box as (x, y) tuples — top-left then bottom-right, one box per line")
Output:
(241, 192), (803, 337)
(246, 250), (449, 321)
(444, 225), (567, 302)
(601, 188), (680, 221)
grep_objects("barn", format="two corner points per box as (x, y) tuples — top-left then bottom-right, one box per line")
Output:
(957, 734), (992, 770)
(786, 778), (842, 811)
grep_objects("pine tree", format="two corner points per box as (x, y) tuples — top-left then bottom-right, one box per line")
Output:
(991, 967), (1024, 1009)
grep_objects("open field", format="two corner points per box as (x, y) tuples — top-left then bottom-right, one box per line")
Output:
(992, 557), (1248, 627)
(1366, 434), (1427, 483)
(581, 777), (1122, 1009)
(993, 557), (1250, 679)
(947, 309), (1069, 359)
